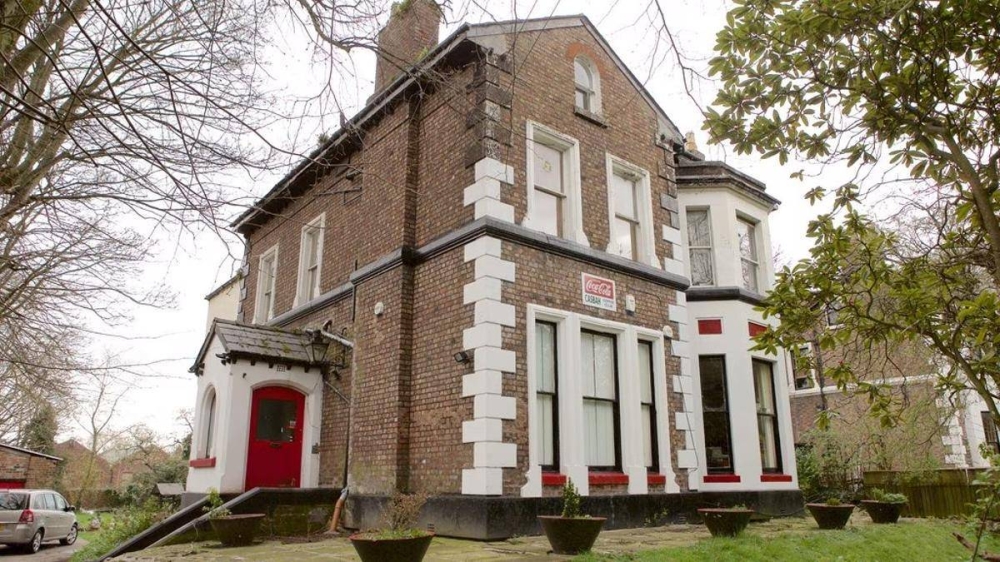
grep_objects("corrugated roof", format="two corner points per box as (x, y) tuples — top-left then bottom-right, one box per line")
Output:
(191, 319), (322, 374)
(0, 443), (63, 462)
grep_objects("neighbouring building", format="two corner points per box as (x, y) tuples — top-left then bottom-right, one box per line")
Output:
(186, 3), (800, 537)
(0, 443), (61, 489)
(204, 274), (241, 331)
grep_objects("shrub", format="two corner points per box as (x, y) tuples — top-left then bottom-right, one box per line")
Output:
(561, 479), (582, 518)
(203, 488), (230, 519)
(868, 488), (907, 504)
(71, 498), (170, 562)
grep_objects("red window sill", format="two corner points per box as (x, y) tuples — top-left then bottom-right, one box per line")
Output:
(703, 474), (741, 483)
(647, 473), (667, 486)
(589, 472), (629, 486)
(760, 474), (793, 482)
(189, 457), (216, 469)
(542, 472), (567, 487)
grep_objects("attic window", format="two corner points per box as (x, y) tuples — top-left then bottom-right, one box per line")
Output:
(574, 56), (601, 114)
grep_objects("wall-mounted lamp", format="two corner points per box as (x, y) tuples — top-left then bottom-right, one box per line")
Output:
(454, 350), (472, 364)
(305, 329), (331, 365)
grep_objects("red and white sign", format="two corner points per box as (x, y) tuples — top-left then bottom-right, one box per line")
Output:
(581, 273), (616, 311)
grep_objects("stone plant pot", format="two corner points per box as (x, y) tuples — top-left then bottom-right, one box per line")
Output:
(209, 513), (266, 547)
(698, 508), (754, 537)
(861, 500), (905, 524)
(349, 531), (434, 562)
(538, 515), (607, 555)
(806, 503), (855, 530)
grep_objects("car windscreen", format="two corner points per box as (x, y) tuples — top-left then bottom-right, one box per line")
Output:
(0, 493), (27, 510)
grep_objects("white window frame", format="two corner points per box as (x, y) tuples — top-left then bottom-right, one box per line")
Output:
(295, 213), (325, 307)
(736, 215), (760, 293)
(522, 304), (673, 498)
(198, 385), (218, 459)
(524, 121), (588, 246)
(605, 154), (657, 268)
(254, 244), (278, 324)
(685, 207), (716, 286)
(573, 56), (602, 115)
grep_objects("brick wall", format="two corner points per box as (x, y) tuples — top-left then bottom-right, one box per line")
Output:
(0, 448), (60, 488)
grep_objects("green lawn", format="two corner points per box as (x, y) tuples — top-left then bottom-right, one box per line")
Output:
(576, 519), (1000, 562)
(76, 511), (112, 535)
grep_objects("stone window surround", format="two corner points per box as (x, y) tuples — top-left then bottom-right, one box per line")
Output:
(521, 304), (675, 497)
(294, 213), (326, 307)
(253, 243), (279, 324)
(523, 121), (588, 247)
(604, 153), (658, 269)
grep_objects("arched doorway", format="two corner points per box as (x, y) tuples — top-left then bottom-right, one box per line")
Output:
(245, 385), (305, 490)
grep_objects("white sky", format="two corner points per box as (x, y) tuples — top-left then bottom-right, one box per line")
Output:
(82, 0), (849, 441)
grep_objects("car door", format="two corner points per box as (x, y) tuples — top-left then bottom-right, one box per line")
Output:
(42, 493), (65, 539)
(30, 493), (49, 538)
(52, 493), (72, 538)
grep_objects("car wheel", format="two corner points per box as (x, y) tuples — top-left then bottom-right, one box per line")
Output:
(60, 524), (78, 546)
(24, 530), (43, 554)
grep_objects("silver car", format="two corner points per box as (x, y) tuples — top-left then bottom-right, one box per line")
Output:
(0, 489), (78, 554)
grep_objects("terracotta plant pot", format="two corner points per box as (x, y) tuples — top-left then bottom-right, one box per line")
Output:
(209, 513), (265, 547)
(538, 515), (607, 554)
(698, 508), (754, 537)
(861, 500), (905, 524)
(806, 503), (855, 530)
(349, 531), (434, 562)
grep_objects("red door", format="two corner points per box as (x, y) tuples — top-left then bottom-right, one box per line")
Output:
(0, 480), (24, 489)
(245, 386), (305, 490)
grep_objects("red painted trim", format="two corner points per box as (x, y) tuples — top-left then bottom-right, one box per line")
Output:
(760, 474), (793, 482)
(589, 472), (630, 486)
(189, 457), (216, 468)
(748, 322), (768, 337)
(647, 474), (667, 486)
(703, 474), (741, 483)
(697, 319), (723, 335)
(541, 472), (567, 487)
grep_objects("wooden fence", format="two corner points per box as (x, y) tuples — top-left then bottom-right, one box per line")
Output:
(863, 469), (988, 518)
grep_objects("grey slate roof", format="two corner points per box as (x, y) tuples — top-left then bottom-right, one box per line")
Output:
(191, 319), (318, 374)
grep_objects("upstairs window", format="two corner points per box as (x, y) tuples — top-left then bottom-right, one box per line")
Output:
(526, 122), (585, 244)
(607, 155), (655, 265)
(611, 171), (639, 260)
(254, 245), (278, 323)
(574, 56), (600, 113)
(687, 209), (714, 286)
(296, 214), (325, 305)
(737, 217), (759, 292)
(532, 142), (566, 237)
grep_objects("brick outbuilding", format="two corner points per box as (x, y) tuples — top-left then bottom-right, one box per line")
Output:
(187, 2), (802, 537)
(0, 443), (61, 489)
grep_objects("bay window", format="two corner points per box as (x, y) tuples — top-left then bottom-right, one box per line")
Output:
(535, 321), (559, 470)
(581, 331), (620, 470)
(638, 341), (658, 472)
(753, 359), (782, 473)
(699, 355), (734, 473)
(686, 209), (714, 286)
(737, 217), (759, 292)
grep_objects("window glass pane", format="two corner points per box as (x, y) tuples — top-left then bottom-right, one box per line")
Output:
(754, 362), (775, 414)
(614, 217), (635, 260)
(742, 259), (759, 292)
(0, 494), (27, 510)
(538, 395), (554, 466)
(43, 494), (56, 510)
(256, 399), (298, 442)
(690, 248), (714, 286)
(638, 342), (653, 403)
(584, 400), (615, 466)
(534, 190), (560, 236)
(704, 412), (733, 471)
(54, 494), (66, 511)
(699, 357), (727, 411)
(580, 332), (595, 396)
(533, 143), (563, 193)
(575, 89), (588, 110)
(205, 394), (216, 456)
(306, 228), (319, 266)
(574, 59), (591, 89)
(593, 334), (616, 400)
(687, 210), (711, 247)
(737, 219), (757, 260)
(536, 322), (556, 393)
(759, 415), (779, 470)
(612, 174), (636, 219)
(641, 405), (653, 467)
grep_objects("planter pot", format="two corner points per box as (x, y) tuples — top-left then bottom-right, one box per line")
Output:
(349, 531), (434, 562)
(538, 515), (607, 555)
(862, 500), (905, 524)
(698, 508), (754, 537)
(209, 514), (265, 547)
(806, 503), (855, 530)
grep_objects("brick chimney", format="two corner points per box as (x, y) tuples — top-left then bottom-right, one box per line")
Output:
(372, 0), (441, 95)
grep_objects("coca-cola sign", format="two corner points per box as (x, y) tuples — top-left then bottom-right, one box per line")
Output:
(581, 273), (616, 311)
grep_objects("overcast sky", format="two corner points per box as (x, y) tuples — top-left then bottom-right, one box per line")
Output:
(82, 0), (846, 443)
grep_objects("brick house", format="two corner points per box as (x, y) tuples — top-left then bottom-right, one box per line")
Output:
(186, 1), (800, 537)
(0, 443), (61, 489)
